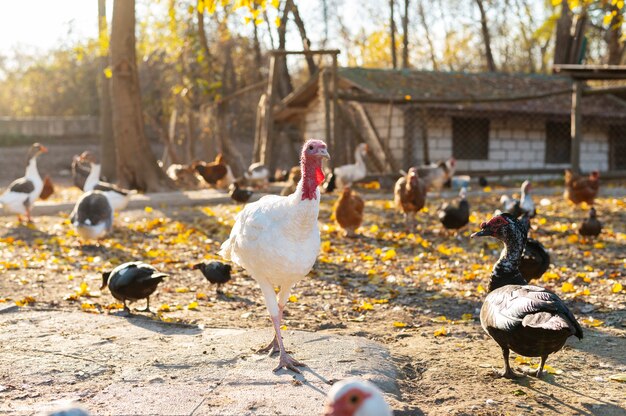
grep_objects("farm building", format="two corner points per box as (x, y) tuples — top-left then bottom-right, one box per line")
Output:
(271, 67), (626, 175)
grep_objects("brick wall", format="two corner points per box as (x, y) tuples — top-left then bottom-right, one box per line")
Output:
(0, 116), (99, 139)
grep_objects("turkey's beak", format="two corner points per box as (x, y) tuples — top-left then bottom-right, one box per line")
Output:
(319, 148), (330, 160)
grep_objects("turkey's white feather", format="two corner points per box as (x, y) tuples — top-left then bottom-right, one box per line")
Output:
(219, 182), (320, 289)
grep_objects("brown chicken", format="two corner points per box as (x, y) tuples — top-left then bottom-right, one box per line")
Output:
(193, 154), (228, 186)
(333, 187), (364, 237)
(394, 167), (427, 227)
(564, 169), (600, 205)
(280, 166), (301, 196)
(39, 175), (55, 200)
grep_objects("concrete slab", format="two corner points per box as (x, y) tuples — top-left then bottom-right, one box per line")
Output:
(0, 309), (399, 415)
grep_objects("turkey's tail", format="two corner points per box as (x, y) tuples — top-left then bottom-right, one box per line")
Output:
(218, 238), (233, 261)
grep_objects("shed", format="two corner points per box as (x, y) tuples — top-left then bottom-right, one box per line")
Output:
(274, 68), (626, 174)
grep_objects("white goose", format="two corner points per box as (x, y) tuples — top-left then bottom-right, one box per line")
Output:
(0, 143), (48, 222)
(78, 151), (132, 212)
(333, 143), (368, 189)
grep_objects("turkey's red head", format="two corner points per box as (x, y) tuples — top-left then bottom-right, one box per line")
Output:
(301, 139), (330, 200)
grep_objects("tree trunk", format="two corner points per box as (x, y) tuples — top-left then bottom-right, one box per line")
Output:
(252, 19), (264, 81)
(390, 0), (397, 68)
(475, 0), (497, 72)
(275, 0), (294, 99)
(401, 0), (409, 68)
(196, 4), (214, 74)
(606, 5), (624, 65)
(110, 0), (174, 191)
(98, 0), (116, 181)
(290, 1), (318, 75)
(553, 0), (573, 65)
(418, 1), (438, 70)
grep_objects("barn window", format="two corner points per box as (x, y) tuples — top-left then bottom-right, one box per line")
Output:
(545, 122), (571, 164)
(452, 117), (489, 160)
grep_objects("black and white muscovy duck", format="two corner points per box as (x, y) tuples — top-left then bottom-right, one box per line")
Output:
(499, 180), (535, 218)
(243, 162), (270, 189)
(518, 214), (550, 282)
(438, 187), (469, 232)
(0, 143), (48, 222)
(101, 261), (168, 314)
(193, 261), (232, 294)
(71, 153), (91, 190)
(471, 214), (583, 378)
(78, 151), (132, 211)
(70, 190), (113, 241)
(579, 207), (602, 238)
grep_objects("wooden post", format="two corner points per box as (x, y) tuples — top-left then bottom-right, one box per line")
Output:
(261, 55), (278, 169)
(321, 68), (332, 159)
(331, 53), (340, 164)
(571, 80), (582, 174)
(420, 106), (430, 165)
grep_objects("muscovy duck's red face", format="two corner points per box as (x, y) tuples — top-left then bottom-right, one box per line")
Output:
(471, 214), (513, 239)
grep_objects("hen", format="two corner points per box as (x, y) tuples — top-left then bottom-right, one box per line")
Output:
(438, 187), (469, 232)
(166, 163), (201, 188)
(394, 167), (426, 228)
(564, 169), (600, 205)
(193, 154), (228, 186)
(0, 143), (48, 222)
(417, 157), (456, 192)
(472, 214), (582, 379)
(333, 187), (364, 237)
(280, 166), (301, 196)
(333, 143), (368, 189)
(39, 175), (55, 200)
(219, 139), (329, 372)
(323, 378), (392, 416)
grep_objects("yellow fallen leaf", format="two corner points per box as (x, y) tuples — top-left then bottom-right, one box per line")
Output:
(144, 206), (153, 213)
(15, 295), (36, 307)
(288, 295), (298, 303)
(358, 301), (374, 311)
(196, 292), (208, 300)
(381, 249), (396, 261)
(483, 186), (492, 192)
(561, 282), (575, 293)
(515, 356), (532, 364)
(431, 316), (450, 323)
(594, 242), (605, 249)
(104, 303), (124, 310)
(81, 302), (96, 310)
(477, 284), (486, 294)
(175, 287), (190, 293)
(393, 321), (407, 328)
(567, 234), (579, 244)
(280, 324), (287, 330)
(158, 304), (171, 312)
(434, 326), (448, 337)
(321, 240), (332, 253)
(461, 313), (473, 321)
(609, 373), (626, 382)
(187, 301), (199, 310)
(582, 317), (604, 327)
(369, 224), (380, 233)
(612, 283), (623, 293)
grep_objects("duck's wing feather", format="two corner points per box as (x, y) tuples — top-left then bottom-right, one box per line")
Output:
(486, 285), (582, 338)
(114, 263), (166, 288)
(8, 178), (35, 194)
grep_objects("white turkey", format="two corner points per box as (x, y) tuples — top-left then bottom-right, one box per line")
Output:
(0, 143), (48, 222)
(219, 139), (329, 372)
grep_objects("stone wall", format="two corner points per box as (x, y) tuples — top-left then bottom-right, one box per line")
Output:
(0, 116), (99, 139)
(411, 114), (609, 172)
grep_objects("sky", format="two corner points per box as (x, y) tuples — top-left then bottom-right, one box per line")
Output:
(0, 0), (114, 56)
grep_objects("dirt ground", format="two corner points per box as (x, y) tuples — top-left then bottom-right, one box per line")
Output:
(0, 183), (625, 415)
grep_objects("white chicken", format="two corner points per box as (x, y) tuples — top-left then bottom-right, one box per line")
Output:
(332, 143), (368, 189)
(0, 143), (47, 222)
(417, 157), (456, 192)
(78, 151), (133, 212)
(323, 378), (392, 416)
(219, 139), (330, 372)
